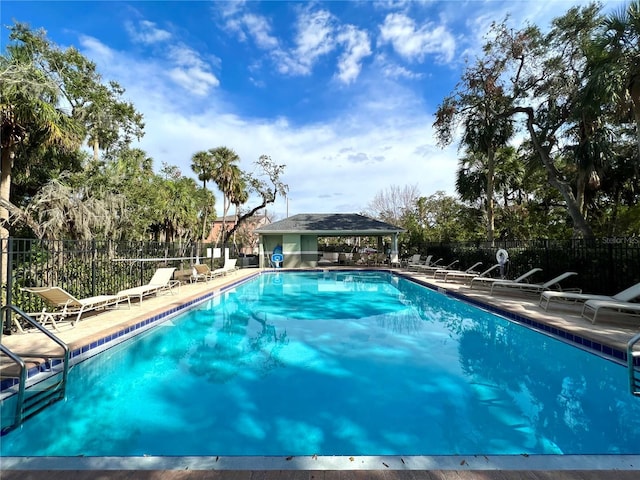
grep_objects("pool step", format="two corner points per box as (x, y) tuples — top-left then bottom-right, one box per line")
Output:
(0, 305), (70, 436)
(21, 377), (66, 421)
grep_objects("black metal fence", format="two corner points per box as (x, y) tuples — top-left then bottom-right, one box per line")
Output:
(415, 238), (640, 296)
(0, 237), (234, 332)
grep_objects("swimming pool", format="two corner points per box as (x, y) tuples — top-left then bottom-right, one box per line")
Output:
(2, 270), (640, 458)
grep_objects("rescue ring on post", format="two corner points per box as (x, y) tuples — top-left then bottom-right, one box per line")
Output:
(496, 249), (509, 265)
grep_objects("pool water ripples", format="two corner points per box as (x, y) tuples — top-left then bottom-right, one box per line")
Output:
(1, 271), (639, 457)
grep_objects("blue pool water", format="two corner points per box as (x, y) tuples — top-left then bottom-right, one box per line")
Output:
(2, 270), (640, 457)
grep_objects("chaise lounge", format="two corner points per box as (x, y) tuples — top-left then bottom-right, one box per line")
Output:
(469, 267), (542, 290)
(490, 271), (578, 296)
(580, 283), (640, 323)
(212, 258), (238, 277)
(539, 282), (640, 311)
(117, 267), (179, 303)
(433, 261), (482, 280)
(190, 263), (222, 283)
(22, 286), (130, 328)
(437, 264), (500, 284)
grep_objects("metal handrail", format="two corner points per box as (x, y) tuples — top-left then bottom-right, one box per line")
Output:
(627, 332), (640, 396)
(0, 305), (70, 433)
(0, 343), (27, 431)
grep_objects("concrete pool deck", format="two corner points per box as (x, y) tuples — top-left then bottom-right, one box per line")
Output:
(2, 266), (640, 479)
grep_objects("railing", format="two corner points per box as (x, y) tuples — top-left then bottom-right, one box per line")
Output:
(0, 305), (70, 434)
(628, 332), (640, 397)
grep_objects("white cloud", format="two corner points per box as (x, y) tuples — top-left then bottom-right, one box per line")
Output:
(78, 35), (115, 63)
(274, 7), (338, 76)
(378, 12), (456, 63)
(78, 7), (461, 219)
(375, 53), (422, 80)
(242, 13), (279, 49)
(335, 25), (372, 84)
(125, 20), (172, 44)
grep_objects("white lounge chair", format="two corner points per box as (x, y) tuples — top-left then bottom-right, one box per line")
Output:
(433, 261), (482, 280)
(580, 283), (640, 323)
(22, 286), (130, 328)
(190, 264), (222, 283)
(405, 254), (425, 269)
(539, 281), (640, 311)
(490, 271), (578, 295)
(212, 258), (238, 276)
(409, 255), (443, 272)
(117, 267), (179, 303)
(469, 267), (543, 290)
(414, 259), (457, 275)
(439, 264), (500, 284)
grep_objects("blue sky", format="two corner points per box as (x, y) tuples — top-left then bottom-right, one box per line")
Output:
(1, 1), (626, 219)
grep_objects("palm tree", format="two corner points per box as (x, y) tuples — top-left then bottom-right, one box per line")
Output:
(209, 146), (242, 245)
(1, 33), (82, 285)
(436, 60), (513, 244)
(590, 0), (640, 159)
(191, 150), (215, 240)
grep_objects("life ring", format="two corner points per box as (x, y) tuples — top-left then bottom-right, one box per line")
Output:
(496, 249), (509, 264)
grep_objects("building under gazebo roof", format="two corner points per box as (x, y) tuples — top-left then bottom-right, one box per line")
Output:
(255, 213), (405, 268)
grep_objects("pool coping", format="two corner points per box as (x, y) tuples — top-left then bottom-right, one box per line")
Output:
(2, 268), (640, 471)
(2, 454), (640, 471)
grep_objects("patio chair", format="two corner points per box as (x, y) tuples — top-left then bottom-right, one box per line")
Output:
(408, 255), (440, 271)
(117, 267), (179, 303)
(433, 261), (482, 280)
(190, 264), (221, 283)
(582, 296), (640, 324)
(469, 267), (543, 290)
(439, 264), (500, 284)
(539, 281), (640, 311)
(21, 286), (130, 328)
(405, 254), (424, 269)
(212, 258), (238, 276)
(490, 271), (578, 295)
(412, 258), (454, 275)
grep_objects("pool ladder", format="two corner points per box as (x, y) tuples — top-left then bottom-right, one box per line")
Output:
(628, 332), (640, 397)
(0, 305), (70, 435)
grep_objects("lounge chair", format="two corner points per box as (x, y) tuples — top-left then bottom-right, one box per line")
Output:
(212, 258), (238, 276)
(405, 254), (424, 269)
(409, 255), (442, 271)
(433, 261), (481, 280)
(540, 281), (640, 311)
(469, 267), (543, 290)
(190, 264), (221, 283)
(389, 252), (401, 267)
(437, 264), (500, 284)
(21, 286), (130, 328)
(581, 296), (640, 324)
(490, 271), (578, 295)
(117, 267), (179, 303)
(572, 282), (640, 323)
(413, 259), (456, 275)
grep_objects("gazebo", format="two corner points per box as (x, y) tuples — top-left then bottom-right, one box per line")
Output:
(255, 213), (405, 268)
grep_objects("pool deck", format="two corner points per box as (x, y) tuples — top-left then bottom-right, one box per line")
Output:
(2, 266), (640, 479)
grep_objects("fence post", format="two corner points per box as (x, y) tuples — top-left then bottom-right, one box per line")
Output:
(3, 237), (14, 334)
(91, 239), (97, 297)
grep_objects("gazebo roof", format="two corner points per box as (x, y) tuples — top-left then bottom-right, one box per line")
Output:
(255, 213), (404, 236)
